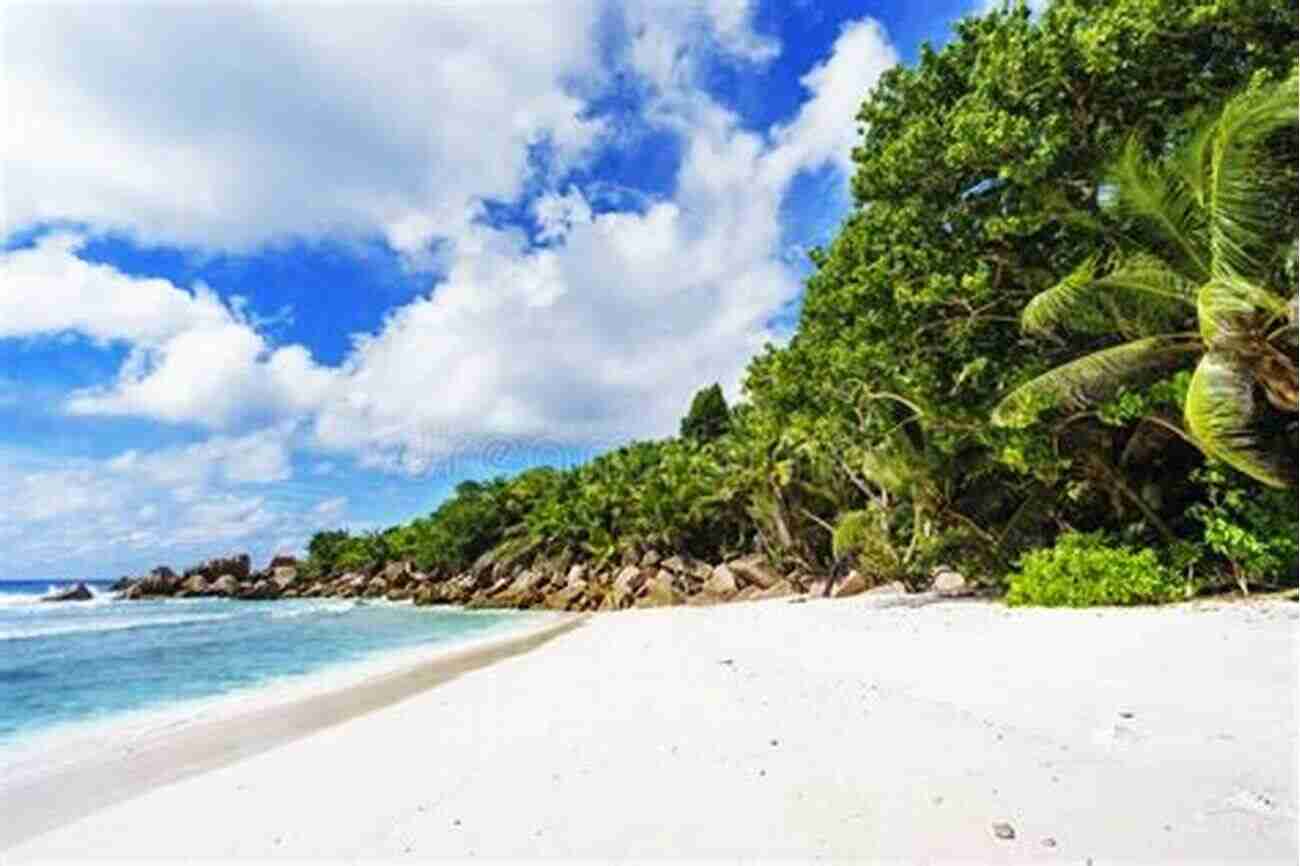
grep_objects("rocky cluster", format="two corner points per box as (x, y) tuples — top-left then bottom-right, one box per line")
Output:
(109, 549), (970, 611)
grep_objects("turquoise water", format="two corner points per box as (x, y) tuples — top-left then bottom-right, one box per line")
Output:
(0, 580), (527, 751)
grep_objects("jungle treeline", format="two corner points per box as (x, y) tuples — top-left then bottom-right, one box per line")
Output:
(307, 0), (1298, 604)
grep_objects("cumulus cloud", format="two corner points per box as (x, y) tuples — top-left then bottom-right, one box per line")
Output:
(1, 2), (605, 256)
(0, 4), (908, 577)
(0, 233), (230, 344)
(106, 427), (295, 487)
(2, 11), (900, 475)
(306, 14), (899, 471)
(0, 233), (333, 428)
(704, 0), (781, 63)
(767, 19), (899, 180)
(0, 429), (317, 576)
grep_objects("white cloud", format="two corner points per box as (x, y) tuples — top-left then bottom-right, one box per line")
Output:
(0, 233), (334, 429)
(0, 432), (324, 577)
(623, 0), (778, 96)
(1, 12), (900, 478)
(766, 19), (899, 180)
(1, 2), (605, 256)
(313, 496), (348, 517)
(171, 496), (275, 546)
(0, 233), (230, 345)
(306, 14), (899, 472)
(107, 427), (295, 487)
(533, 188), (595, 243)
(704, 0), (781, 63)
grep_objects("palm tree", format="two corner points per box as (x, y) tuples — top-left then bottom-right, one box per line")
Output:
(993, 73), (1298, 488)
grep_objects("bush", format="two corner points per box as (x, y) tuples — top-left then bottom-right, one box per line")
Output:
(832, 508), (903, 582)
(1189, 464), (1299, 594)
(1006, 531), (1184, 607)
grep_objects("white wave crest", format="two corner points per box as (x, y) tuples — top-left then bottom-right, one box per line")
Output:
(269, 601), (358, 620)
(0, 612), (235, 642)
(0, 585), (113, 608)
(0, 593), (46, 607)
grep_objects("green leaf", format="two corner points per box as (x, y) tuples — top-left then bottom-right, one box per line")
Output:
(1185, 352), (1297, 488)
(1196, 276), (1284, 345)
(1022, 253), (1198, 336)
(1108, 136), (1212, 283)
(1207, 73), (1300, 281)
(1021, 254), (1103, 335)
(993, 335), (1202, 427)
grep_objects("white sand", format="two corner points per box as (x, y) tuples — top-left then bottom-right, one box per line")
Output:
(4, 594), (1296, 861)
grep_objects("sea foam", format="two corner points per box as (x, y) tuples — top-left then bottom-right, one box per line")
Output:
(0, 612), (235, 642)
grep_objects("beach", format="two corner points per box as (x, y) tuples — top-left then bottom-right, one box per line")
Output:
(3, 593), (1296, 861)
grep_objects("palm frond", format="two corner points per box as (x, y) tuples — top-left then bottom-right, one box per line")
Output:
(992, 335), (1202, 427)
(1021, 255), (1104, 335)
(1185, 351), (1297, 488)
(1170, 104), (1219, 207)
(1108, 136), (1211, 283)
(1092, 255), (1199, 306)
(1197, 276), (1288, 345)
(1022, 254), (1196, 336)
(1208, 72), (1299, 281)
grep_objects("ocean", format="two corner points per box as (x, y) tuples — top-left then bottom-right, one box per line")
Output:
(0, 580), (532, 760)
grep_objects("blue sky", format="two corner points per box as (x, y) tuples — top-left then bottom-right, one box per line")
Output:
(1, 0), (994, 580)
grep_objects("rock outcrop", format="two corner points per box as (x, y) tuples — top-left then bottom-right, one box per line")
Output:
(42, 582), (93, 602)
(211, 574), (240, 597)
(179, 574), (210, 596)
(727, 554), (782, 589)
(830, 570), (867, 598)
(700, 564), (739, 601)
(931, 566), (971, 597)
(271, 566), (299, 591)
(186, 554), (251, 582)
(112, 547), (919, 612)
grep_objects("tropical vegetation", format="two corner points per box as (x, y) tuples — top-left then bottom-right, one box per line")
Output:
(306, 0), (1297, 604)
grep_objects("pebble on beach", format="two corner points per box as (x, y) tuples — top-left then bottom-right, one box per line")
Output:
(992, 821), (1015, 840)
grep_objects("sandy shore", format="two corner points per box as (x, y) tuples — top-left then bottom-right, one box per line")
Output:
(3, 593), (1295, 861)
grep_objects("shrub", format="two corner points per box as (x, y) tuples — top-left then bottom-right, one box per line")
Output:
(1006, 531), (1184, 607)
(1189, 464), (1299, 594)
(832, 508), (902, 582)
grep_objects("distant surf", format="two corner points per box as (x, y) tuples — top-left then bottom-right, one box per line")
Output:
(0, 580), (534, 756)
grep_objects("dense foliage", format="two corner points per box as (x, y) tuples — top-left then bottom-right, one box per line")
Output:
(993, 73), (1298, 487)
(680, 384), (732, 443)
(306, 0), (1297, 603)
(1006, 531), (1185, 606)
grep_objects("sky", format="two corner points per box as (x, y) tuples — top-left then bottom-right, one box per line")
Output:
(1, 0), (1012, 580)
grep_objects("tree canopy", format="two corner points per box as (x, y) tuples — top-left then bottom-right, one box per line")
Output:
(306, 0), (1298, 600)
(680, 384), (732, 443)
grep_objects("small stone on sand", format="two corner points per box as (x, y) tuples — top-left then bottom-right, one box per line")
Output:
(992, 822), (1015, 840)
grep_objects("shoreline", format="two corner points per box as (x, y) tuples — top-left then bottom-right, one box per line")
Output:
(0, 611), (585, 850)
(0, 597), (546, 775)
(5, 595), (1295, 860)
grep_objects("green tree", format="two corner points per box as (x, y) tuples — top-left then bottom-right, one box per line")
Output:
(743, 0), (1296, 570)
(680, 384), (732, 443)
(993, 73), (1299, 487)
(304, 529), (351, 577)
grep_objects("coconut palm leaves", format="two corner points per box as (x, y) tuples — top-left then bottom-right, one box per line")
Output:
(995, 73), (1299, 487)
